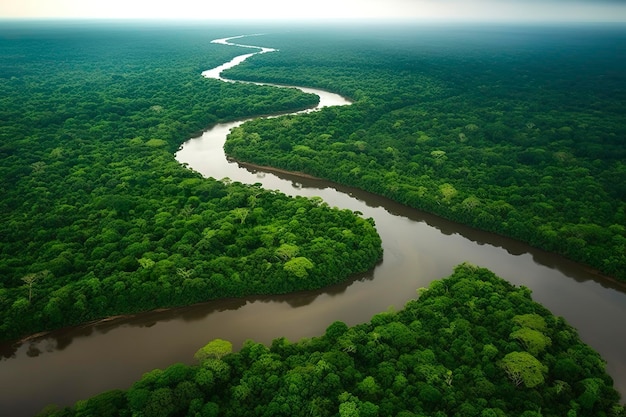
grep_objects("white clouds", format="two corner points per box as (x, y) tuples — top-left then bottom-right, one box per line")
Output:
(1, 0), (625, 22)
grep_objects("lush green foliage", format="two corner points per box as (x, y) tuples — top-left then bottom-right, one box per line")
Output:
(0, 23), (382, 341)
(37, 264), (625, 417)
(223, 25), (626, 280)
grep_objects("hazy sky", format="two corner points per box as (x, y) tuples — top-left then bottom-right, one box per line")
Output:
(1, 0), (625, 22)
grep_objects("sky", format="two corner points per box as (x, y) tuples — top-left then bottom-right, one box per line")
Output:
(1, 0), (625, 23)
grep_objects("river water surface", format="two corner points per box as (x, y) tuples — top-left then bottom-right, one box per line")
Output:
(1, 35), (625, 416)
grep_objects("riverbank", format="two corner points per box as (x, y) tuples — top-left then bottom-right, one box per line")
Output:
(232, 157), (626, 293)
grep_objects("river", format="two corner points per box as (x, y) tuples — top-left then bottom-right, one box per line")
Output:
(1, 35), (625, 417)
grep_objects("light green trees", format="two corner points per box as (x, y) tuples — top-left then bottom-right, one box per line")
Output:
(21, 274), (39, 303)
(512, 314), (547, 331)
(439, 183), (457, 202)
(357, 376), (381, 398)
(231, 208), (249, 224)
(510, 313), (552, 356)
(274, 244), (314, 278)
(462, 196), (481, 212)
(194, 339), (233, 362)
(430, 150), (447, 164)
(21, 270), (50, 303)
(275, 243), (299, 261)
(511, 328), (552, 356)
(500, 351), (547, 388)
(283, 257), (314, 278)
(502, 313), (551, 387)
(138, 258), (156, 269)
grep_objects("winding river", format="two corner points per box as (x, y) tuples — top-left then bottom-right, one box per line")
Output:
(1, 35), (625, 416)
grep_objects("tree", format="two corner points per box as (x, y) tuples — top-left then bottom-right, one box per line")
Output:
(325, 321), (349, 343)
(339, 400), (359, 417)
(283, 257), (314, 278)
(73, 389), (127, 417)
(21, 274), (39, 303)
(194, 339), (233, 362)
(357, 376), (381, 399)
(510, 328), (551, 356)
(143, 387), (174, 417)
(430, 150), (447, 165)
(439, 183), (457, 202)
(200, 402), (220, 417)
(21, 270), (49, 303)
(577, 377), (604, 411)
(499, 351), (547, 388)
(462, 196), (481, 212)
(232, 207), (249, 224)
(138, 257), (155, 269)
(275, 243), (299, 261)
(512, 314), (547, 332)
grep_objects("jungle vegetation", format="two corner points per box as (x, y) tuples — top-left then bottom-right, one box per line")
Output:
(0, 23), (382, 341)
(2, 22), (625, 415)
(37, 264), (625, 417)
(222, 25), (626, 281)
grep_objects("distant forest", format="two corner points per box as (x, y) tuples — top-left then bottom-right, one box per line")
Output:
(223, 25), (626, 282)
(0, 24), (382, 341)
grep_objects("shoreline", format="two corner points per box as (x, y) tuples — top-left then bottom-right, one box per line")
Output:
(230, 157), (626, 293)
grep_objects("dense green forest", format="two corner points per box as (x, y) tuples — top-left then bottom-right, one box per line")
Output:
(37, 264), (625, 417)
(0, 23), (382, 341)
(222, 25), (626, 281)
(2, 22), (625, 415)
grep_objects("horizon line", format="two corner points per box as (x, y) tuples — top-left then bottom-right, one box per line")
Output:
(1, 17), (626, 25)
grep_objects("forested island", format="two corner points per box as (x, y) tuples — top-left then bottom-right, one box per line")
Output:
(1, 21), (625, 416)
(37, 264), (625, 416)
(223, 25), (626, 282)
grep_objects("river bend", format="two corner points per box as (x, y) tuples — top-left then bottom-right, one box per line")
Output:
(1, 35), (624, 416)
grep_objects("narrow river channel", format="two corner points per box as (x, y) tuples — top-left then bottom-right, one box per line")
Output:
(1, 35), (625, 416)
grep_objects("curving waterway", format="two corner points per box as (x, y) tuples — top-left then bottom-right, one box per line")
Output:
(1, 35), (625, 416)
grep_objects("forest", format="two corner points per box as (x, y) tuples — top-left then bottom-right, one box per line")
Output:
(1, 21), (625, 416)
(222, 25), (626, 281)
(0, 23), (382, 341)
(36, 264), (625, 417)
